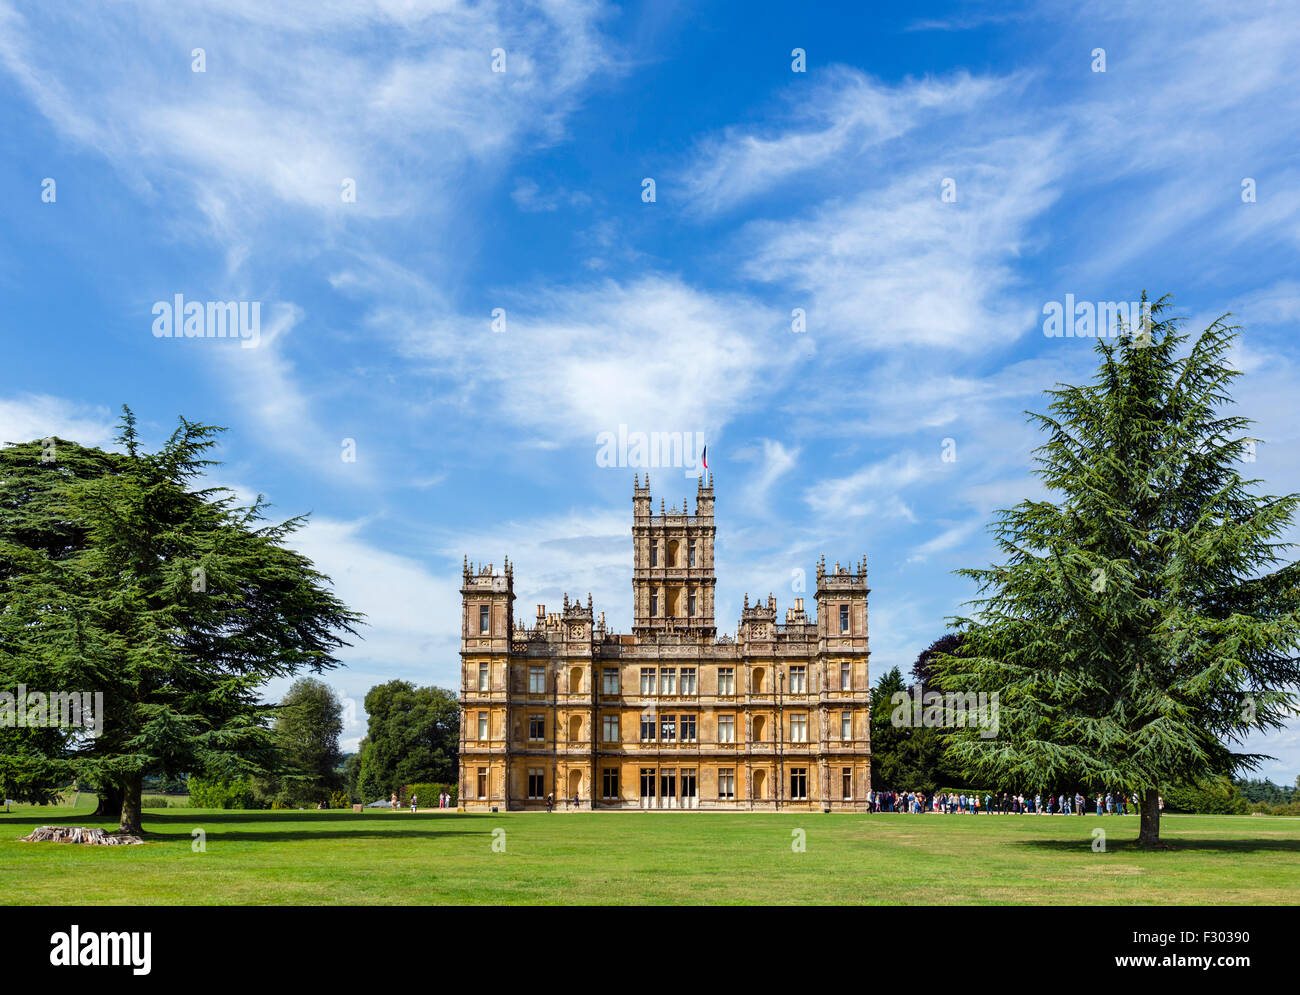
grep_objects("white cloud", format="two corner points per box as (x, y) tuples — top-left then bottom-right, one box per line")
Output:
(511, 177), (591, 212)
(289, 516), (461, 680)
(0, 395), (118, 449)
(741, 131), (1061, 351)
(0, 0), (618, 234)
(680, 67), (1009, 216)
(436, 507), (634, 632)
(400, 275), (784, 446)
(907, 519), (982, 563)
(803, 451), (938, 521)
(732, 439), (799, 515)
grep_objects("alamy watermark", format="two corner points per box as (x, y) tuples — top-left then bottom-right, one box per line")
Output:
(151, 294), (261, 348)
(1042, 296), (1151, 343)
(890, 685), (1000, 739)
(595, 425), (706, 477)
(0, 686), (104, 737)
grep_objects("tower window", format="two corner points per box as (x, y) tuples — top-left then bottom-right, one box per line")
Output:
(479, 605), (490, 634)
(688, 593), (697, 616)
(650, 593), (658, 617)
(688, 543), (696, 567)
(839, 604), (849, 633)
(650, 544), (658, 567)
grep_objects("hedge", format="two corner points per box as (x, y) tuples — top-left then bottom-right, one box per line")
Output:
(400, 782), (458, 808)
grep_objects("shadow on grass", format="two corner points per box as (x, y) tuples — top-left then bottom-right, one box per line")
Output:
(139, 828), (466, 843)
(1019, 837), (1300, 854)
(3, 809), (490, 843)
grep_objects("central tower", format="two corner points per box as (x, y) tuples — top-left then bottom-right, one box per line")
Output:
(632, 473), (716, 637)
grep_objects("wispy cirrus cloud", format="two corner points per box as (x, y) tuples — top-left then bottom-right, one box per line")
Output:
(0, 0), (619, 233)
(678, 66), (1010, 217)
(395, 275), (785, 446)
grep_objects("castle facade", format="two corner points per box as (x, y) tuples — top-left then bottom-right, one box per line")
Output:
(458, 475), (871, 810)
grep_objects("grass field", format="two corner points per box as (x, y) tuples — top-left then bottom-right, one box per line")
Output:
(4, 801), (1299, 905)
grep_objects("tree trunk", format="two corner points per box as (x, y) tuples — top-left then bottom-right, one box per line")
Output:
(1136, 787), (1162, 847)
(92, 783), (124, 818)
(119, 774), (144, 836)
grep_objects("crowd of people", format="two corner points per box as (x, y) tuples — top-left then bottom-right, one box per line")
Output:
(868, 789), (1161, 815)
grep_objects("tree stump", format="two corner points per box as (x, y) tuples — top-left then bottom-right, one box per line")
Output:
(19, 825), (144, 845)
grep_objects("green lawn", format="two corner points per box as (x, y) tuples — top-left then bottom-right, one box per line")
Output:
(4, 803), (1298, 904)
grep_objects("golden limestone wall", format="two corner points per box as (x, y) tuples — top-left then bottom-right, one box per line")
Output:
(457, 480), (870, 811)
(458, 653), (870, 810)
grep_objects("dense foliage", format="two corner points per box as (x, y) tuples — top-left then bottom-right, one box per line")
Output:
(0, 409), (361, 832)
(936, 297), (1300, 846)
(355, 681), (459, 801)
(253, 677), (345, 807)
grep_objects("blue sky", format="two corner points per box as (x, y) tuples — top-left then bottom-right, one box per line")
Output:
(2, 1), (1299, 776)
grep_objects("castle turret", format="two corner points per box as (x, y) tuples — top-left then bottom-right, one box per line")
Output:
(632, 474), (716, 638)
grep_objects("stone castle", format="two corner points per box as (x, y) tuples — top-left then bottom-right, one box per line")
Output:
(458, 474), (871, 810)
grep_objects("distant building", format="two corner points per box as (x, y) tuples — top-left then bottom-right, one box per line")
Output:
(458, 475), (871, 810)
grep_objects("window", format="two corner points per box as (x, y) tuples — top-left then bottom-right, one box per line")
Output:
(841, 767), (852, 800)
(718, 668), (735, 696)
(527, 768), (545, 799)
(791, 767), (808, 800)
(661, 668), (677, 695)
(660, 715), (676, 743)
(650, 593), (658, 617)
(477, 767), (488, 799)
(790, 713), (808, 743)
(789, 666), (807, 693)
(719, 769), (735, 800)
(528, 714), (545, 741)
(640, 768), (656, 799)
(718, 714), (735, 743)
(640, 668), (657, 696)
(650, 544), (658, 567)
(680, 713), (697, 742)
(660, 769), (676, 800)
(602, 714), (619, 743)
(839, 604), (850, 633)
(688, 543), (696, 567)
(529, 666), (546, 694)
(680, 668), (697, 695)
(602, 667), (619, 695)
(477, 711), (488, 741)
(688, 593), (696, 616)
(602, 768), (619, 800)
(478, 662), (490, 691)
(640, 715), (656, 742)
(841, 711), (852, 740)
(840, 661), (851, 690)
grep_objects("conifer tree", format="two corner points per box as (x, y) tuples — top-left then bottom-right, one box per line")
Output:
(0, 408), (361, 833)
(937, 296), (1300, 846)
